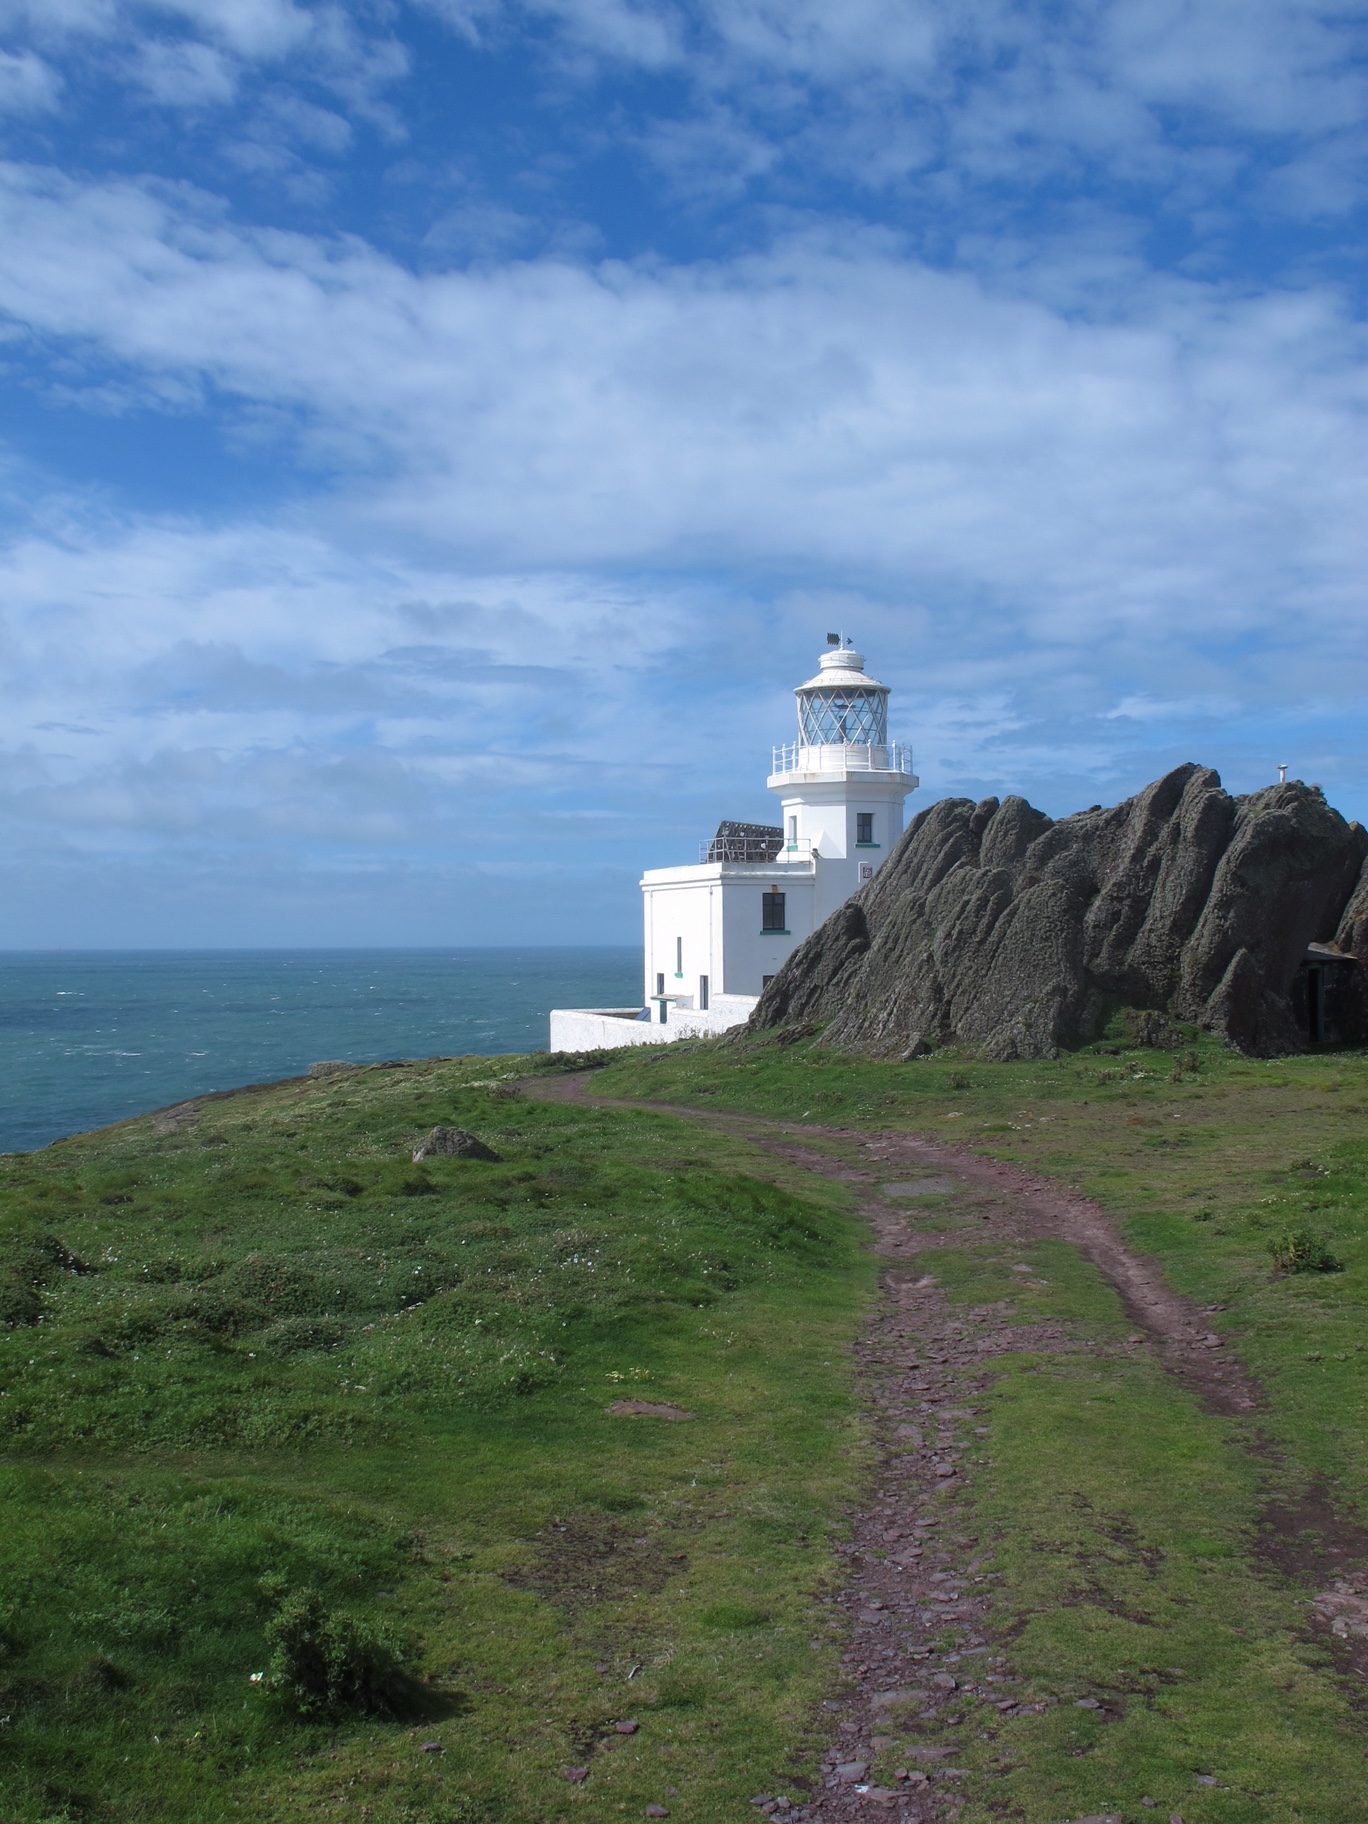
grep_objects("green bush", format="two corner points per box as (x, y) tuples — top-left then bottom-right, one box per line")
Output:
(6, 1233), (91, 1285)
(262, 1587), (409, 1718)
(0, 1277), (42, 1328)
(216, 1255), (329, 1317)
(1268, 1229), (1344, 1275)
(255, 1315), (346, 1355)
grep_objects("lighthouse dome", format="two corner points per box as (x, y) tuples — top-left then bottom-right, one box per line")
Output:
(794, 642), (889, 747)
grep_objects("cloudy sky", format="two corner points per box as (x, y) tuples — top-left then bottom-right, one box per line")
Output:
(0, 0), (1364, 947)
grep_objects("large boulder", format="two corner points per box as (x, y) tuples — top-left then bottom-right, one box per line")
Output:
(751, 765), (1368, 1059)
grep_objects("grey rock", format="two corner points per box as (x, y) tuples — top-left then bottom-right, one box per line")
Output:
(835, 1761), (870, 1782)
(751, 768), (1368, 1059)
(411, 1126), (501, 1163)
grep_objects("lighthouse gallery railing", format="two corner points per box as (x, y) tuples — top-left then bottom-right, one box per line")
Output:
(769, 741), (915, 779)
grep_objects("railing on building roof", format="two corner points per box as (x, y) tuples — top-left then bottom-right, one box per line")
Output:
(700, 835), (814, 864)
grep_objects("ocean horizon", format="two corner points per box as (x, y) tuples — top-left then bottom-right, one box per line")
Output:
(0, 946), (640, 1154)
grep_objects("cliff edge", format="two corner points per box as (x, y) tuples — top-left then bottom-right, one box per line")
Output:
(750, 764), (1368, 1059)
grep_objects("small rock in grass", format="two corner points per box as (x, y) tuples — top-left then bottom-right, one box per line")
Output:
(646, 1808), (670, 1818)
(864, 1789), (898, 1805)
(419, 1741), (443, 1754)
(615, 1720), (639, 1735)
(835, 1761), (869, 1782)
(1074, 1696), (1101, 1710)
(562, 1766), (589, 1784)
(1195, 1773), (1219, 1785)
(412, 1126), (500, 1162)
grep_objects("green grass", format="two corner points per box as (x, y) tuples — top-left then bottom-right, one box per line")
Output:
(9, 1023), (1368, 1822)
(594, 1026), (1368, 1822)
(0, 1056), (872, 1822)
(595, 1029), (1368, 1521)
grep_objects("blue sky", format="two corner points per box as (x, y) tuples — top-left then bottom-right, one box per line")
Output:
(0, 0), (1364, 947)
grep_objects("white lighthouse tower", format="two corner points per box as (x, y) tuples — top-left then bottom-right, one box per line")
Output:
(548, 637), (916, 1049)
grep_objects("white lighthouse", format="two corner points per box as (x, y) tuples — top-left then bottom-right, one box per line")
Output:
(549, 637), (916, 1049)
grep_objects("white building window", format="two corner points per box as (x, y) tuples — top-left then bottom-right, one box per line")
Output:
(675, 936), (683, 976)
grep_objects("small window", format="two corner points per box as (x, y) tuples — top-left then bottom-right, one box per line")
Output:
(787, 814), (798, 846)
(656, 972), (665, 996)
(675, 936), (683, 975)
(699, 975), (709, 1011)
(857, 812), (874, 844)
(762, 889), (786, 932)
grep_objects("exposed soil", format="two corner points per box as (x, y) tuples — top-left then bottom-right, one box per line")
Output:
(522, 1071), (1368, 1814)
(503, 1512), (682, 1614)
(607, 1399), (696, 1420)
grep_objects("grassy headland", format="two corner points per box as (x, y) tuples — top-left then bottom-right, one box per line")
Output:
(0, 1056), (869, 1822)
(3, 1027), (1367, 1823)
(593, 1029), (1368, 1823)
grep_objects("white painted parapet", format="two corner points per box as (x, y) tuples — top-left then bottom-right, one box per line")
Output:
(548, 994), (758, 1053)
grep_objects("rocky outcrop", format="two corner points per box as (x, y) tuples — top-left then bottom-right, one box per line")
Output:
(751, 765), (1368, 1059)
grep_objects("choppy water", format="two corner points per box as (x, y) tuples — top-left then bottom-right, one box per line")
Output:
(0, 948), (639, 1153)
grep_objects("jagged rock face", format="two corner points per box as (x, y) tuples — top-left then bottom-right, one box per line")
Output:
(751, 765), (1368, 1059)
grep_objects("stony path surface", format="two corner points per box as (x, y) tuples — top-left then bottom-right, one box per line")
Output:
(522, 1074), (1368, 1820)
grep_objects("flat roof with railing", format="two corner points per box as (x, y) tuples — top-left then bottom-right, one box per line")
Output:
(698, 835), (815, 863)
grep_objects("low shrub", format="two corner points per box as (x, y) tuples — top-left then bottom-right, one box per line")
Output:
(262, 1587), (410, 1719)
(255, 1315), (346, 1355)
(217, 1255), (330, 1317)
(1268, 1229), (1344, 1275)
(0, 1277), (43, 1328)
(7, 1233), (91, 1284)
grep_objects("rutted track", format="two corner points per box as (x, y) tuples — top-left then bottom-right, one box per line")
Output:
(522, 1072), (1368, 1818)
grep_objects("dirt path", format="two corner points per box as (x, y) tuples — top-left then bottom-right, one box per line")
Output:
(522, 1074), (1368, 1819)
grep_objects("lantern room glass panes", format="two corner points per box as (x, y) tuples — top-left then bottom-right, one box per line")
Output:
(798, 685), (888, 747)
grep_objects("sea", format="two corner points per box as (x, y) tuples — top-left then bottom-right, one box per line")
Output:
(0, 948), (640, 1155)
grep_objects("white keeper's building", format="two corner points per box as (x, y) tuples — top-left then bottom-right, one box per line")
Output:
(548, 639), (917, 1050)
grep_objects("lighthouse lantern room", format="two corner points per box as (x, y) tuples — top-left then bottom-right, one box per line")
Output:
(548, 637), (917, 1050)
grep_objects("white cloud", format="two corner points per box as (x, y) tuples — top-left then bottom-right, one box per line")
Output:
(410, 0), (1367, 208)
(139, 0), (313, 60)
(127, 36), (239, 106)
(0, 0), (119, 40)
(0, 47), (61, 112)
(0, 160), (1362, 667)
(261, 90), (352, 153)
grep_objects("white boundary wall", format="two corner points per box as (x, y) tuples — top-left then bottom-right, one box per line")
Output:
(548, 994), (757, 1053)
